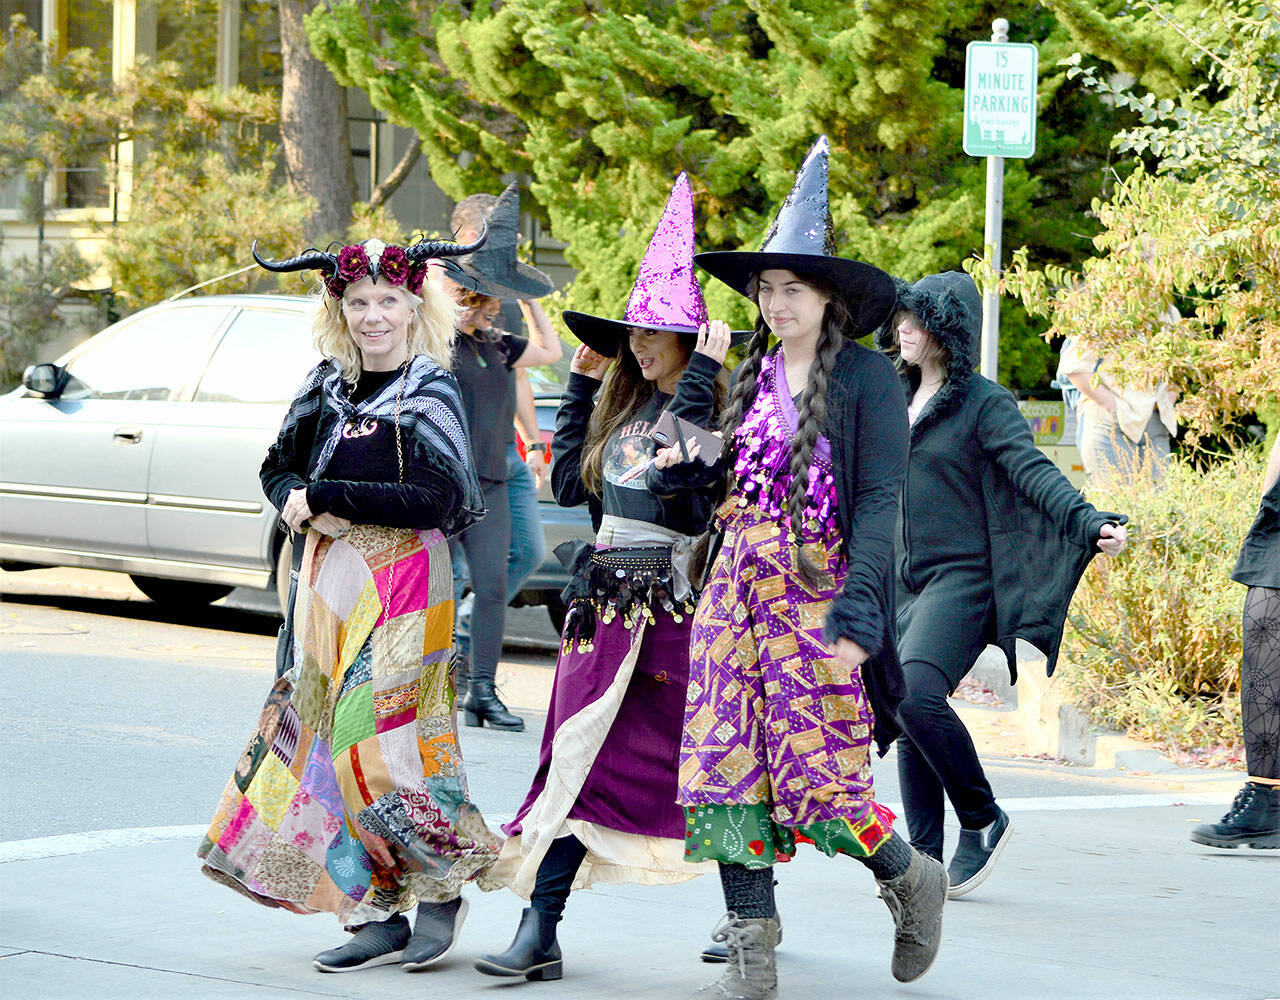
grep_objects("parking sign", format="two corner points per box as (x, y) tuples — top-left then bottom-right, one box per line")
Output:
(964, 42), (1038, 158)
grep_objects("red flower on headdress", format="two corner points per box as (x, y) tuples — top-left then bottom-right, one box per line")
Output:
(378, 244), (410, 285)
(337, 244), (370, 282)
(406, 263), (428, 295)
(324, 275), (346, 299)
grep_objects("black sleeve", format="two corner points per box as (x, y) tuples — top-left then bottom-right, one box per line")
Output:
(260, 371), (326, 514)
(306, 467), (462, 529)
(550, 371), (599, 509)
(977, 389), (1112, 546)
(647, 352), (738, 496)
(503, 332), (531, 370)
(824, 355), (910, 654)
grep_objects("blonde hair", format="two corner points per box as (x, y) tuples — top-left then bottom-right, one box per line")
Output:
(313, 278), (462, 381)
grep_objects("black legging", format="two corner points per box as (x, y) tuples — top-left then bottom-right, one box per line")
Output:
(1243, 586), (1280, 780)
(895, 659), (1001, 861)
(449, 477), (509, 684)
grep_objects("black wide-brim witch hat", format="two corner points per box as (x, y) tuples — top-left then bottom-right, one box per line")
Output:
(694, 136), (897, 335)
(453, 183), (555, 301)
(562, 173), (751, 358)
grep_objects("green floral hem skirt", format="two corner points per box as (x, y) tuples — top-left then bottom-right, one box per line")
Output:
(684, 801), (896, 869)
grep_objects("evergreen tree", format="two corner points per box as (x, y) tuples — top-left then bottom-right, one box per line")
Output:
(308, 0), (1164, 387)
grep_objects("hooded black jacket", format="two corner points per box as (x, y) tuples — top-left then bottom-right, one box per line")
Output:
(881, 272), (1124, 681)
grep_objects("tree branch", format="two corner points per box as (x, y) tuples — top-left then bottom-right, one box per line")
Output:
(367, 141), (422, 210)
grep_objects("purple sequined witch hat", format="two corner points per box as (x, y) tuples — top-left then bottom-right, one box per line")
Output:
(563, 173), (748, 357)
(694, 136), (896, 334)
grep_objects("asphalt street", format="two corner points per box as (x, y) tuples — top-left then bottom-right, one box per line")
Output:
(1, 569), (1276, 999)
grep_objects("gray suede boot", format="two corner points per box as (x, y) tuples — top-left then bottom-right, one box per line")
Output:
(876, 848), (948, 983)
(691, 912), (779, 1000)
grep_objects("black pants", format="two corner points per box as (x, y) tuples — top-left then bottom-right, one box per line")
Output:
(895, 659), (1000, 861)
(449, 478), (509, 685)
(1243, 586), (1280, 780)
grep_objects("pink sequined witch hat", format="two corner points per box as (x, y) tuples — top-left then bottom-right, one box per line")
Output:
(562, 173), (747, 357)
(694, 136), (896, 334)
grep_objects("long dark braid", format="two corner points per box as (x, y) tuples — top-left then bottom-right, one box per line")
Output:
(719, 314), (773, 449)
(788, 295), (849, 586)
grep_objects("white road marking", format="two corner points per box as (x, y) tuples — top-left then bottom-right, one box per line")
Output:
(0, 791), (1237, 863)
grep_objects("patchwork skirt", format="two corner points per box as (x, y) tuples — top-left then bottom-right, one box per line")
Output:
(198, 525), (501, 925)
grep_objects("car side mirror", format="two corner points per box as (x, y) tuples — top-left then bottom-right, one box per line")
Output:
(23, 363), (68, 398)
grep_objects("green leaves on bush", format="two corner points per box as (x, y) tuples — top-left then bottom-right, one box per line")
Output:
(1062, 449), (1266, 763)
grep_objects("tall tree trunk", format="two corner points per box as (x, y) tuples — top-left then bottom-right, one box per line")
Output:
(279, 0), (355, 242)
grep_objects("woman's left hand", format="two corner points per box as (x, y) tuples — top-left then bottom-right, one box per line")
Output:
(833, 637), (870, 672)
(695, 320), (733, 366)
(1097, 522), (1127, 557)
(652, 439), (701, 469)
(281, 486), (313, 532)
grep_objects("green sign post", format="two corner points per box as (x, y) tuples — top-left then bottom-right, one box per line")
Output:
(964, 41), (1039, 158)
(964, 22), (1039, 384)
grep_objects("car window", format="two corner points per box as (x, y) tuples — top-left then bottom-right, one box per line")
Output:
(194, 307), (320, 404)
(63, 305), (230, 401)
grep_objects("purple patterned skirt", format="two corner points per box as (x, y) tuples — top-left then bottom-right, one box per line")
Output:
(677, 499), (889, 834)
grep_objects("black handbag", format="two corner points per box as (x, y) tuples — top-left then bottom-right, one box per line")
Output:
(274, 532), (304, 680)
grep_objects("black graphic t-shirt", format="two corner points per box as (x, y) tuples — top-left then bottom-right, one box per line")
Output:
(599, 391), (671, 525)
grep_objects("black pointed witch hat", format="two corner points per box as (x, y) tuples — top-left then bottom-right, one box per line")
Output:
(694, 136), (896, 334)
(454, 183), (556, 300)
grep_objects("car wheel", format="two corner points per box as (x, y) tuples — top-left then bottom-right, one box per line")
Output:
(129, 575), (235, 607)
(546, 593), (567, 634)
(275, 535), (293, 616)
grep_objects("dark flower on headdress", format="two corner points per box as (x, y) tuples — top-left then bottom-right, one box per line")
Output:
(379, 244), (410, 285)
(406, 263), (428, 295)
(337, 244), (370, 282)
(324, 275), (346, 300)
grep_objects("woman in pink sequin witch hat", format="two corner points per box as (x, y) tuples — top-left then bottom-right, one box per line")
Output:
(658, 137), (948, 999)
(473, 173), (736, 983)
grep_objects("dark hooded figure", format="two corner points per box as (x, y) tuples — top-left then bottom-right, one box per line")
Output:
(878, 271), (1128, 898)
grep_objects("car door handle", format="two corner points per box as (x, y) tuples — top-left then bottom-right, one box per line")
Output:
(113, 427), (143, 444)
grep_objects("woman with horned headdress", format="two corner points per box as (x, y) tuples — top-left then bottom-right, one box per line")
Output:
(198, 234), (502, 974)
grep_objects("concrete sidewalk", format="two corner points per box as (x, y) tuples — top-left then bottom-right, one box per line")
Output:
(2, 796), (1276, 1000)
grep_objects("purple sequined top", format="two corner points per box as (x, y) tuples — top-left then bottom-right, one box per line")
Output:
(730, 350), (840, 544)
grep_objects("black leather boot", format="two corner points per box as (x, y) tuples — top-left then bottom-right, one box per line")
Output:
(474, 907), (562, 980)
(463, 679), (525, 731)
(451, 651), (471, 705)
(1190, 782), (1280, 849)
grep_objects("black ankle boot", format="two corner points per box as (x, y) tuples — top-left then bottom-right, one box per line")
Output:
(463, 679), (525, 732)
(451, 651), (472, 705)
(474, 907), (562, 980)
(1190, 782), (1280, 849)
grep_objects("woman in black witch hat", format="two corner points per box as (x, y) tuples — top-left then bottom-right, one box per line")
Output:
(879, 272), (1127, 897)
(437, 183), (562, 734)
(199, 234), (504, 974)
(666, 138), (947, 1000)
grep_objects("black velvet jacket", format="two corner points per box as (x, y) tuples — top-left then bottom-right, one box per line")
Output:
(883, 272), (1124, 680)
(260, 358), (483, 535)
(651, 342), (911, 756)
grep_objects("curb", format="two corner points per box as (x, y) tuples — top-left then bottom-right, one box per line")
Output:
(966, 643), (1179, 770)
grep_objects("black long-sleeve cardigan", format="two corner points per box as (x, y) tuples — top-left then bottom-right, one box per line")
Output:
(650, 341), (911, 755)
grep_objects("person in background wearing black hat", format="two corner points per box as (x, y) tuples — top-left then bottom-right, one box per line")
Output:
(474, 172), (739, 985)
(879, 272), (1128, 899)
(671, 138), (945, 1000)
(437, 184), (562, 733)
(448, 192), (555, 705)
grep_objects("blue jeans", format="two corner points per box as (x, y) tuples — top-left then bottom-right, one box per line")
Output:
(453, 442), (546, 659)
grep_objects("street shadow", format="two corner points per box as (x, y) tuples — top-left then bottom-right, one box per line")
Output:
(0, 589), (279, 638)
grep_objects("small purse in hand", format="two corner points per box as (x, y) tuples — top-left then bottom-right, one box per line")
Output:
(651, 409), (724, 465)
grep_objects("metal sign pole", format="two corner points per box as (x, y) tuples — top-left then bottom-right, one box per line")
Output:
(980, 17), (1009, 383)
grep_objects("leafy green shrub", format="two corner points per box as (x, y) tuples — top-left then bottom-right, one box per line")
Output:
(1062, 449), (1267, 763)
